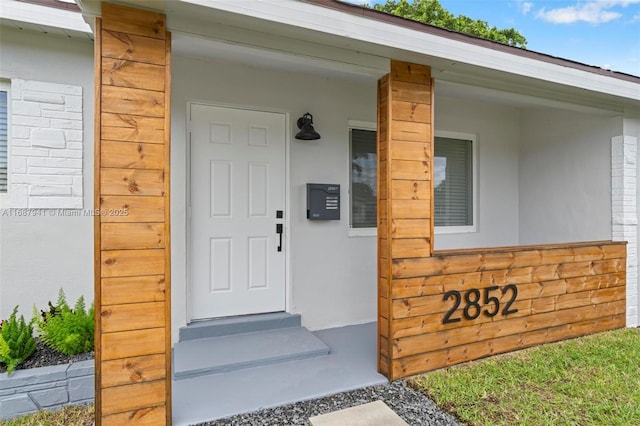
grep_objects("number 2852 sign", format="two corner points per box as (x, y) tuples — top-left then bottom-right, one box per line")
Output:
(442, 285), (519, 324)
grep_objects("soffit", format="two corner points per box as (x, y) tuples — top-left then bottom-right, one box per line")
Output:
(0, 0), (92, 40)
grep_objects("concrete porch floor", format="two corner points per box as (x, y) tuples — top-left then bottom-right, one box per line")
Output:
(172, 322), (388, 425)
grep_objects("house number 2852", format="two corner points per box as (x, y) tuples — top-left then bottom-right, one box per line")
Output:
(442, 285), (518, 324)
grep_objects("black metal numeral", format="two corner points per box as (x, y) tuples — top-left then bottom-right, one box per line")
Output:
(483, 286), (500, 317)
(442, 290), (462, 324)
(463, 289), (481, 320)
(501, 284), (519, 315)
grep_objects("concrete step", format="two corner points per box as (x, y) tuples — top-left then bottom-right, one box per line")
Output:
(173, 326), (330, 380)
(178, 312), (301, 342)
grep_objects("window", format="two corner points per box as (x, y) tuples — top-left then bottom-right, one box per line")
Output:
(0, 83), (7, 194)
(349, 123), (377, 234)
(434, 134), (475, 230)
(348, 127), (476, 234)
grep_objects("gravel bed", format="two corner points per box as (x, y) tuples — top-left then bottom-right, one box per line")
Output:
(0, 338), (93, 373)
(197, 381), (461, 426)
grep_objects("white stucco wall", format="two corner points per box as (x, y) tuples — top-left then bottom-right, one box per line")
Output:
(170, 55), (525, 338)
(518, 108), (616, 244)
(0, 27), (94, 319)
(171, 55), (379, 337)
(433, 96), (520, 250)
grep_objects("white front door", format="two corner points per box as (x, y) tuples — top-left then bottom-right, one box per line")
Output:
(190, 104), (286, 319)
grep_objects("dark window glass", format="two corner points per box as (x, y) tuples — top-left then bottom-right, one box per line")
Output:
(350, 129), (377, 228)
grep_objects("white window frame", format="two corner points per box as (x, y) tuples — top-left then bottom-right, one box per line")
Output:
(434, 130), (478, 235)
(346, 125), (478, 237)
(0, 79), (9, 208)
(348, 120), (377, 237)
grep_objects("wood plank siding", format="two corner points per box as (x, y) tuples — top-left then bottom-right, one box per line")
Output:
(377, 62), (626, 380)
(377, 61), (434, 376)
(95, 3), (171, 424)
(389, 241), (626, 379)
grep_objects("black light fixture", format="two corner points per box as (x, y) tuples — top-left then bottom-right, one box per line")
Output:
(295, 112), (321, 140)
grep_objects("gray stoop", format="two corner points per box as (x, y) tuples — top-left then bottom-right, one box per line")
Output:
(173, 313), (329, 380)
(172, 322), (388, 425)
(178, 312), (301, 341)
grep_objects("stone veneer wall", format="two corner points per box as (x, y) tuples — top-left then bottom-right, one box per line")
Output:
(0, 360), (94, 420)
(612, 135), (639, 327)
(9, 79), (83, 209)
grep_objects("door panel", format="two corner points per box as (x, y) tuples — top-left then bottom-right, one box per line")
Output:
(190, 104), (286, 319)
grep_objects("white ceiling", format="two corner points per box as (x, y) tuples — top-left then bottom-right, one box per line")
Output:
(171, 31), (387, 82)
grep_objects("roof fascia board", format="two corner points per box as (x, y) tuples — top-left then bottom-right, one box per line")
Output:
(180, 0), (639, 102)
(1, 0), (91, 34)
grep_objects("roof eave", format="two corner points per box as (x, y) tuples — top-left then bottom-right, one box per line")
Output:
(309, 0), (639, 84)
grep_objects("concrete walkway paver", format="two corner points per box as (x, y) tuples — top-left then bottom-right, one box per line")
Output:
(309, 400), (409, 426)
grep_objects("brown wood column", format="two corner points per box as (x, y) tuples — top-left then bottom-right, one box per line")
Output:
(377, 61), (433, 379)
(94, 3), (171, 424)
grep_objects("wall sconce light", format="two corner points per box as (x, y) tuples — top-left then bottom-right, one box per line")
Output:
(295, 112), (321, 140)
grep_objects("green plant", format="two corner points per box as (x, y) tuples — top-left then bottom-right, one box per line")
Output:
(34, 289), (94, 356)
(0, 306), (37, 375)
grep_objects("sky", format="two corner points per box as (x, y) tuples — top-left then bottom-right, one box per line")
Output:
(345, 0), (640, 76)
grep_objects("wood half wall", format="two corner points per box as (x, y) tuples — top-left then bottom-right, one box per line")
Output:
(94, 3), (171, 424)
(377, 61), (626, 380)
(389, 241), (626, 379)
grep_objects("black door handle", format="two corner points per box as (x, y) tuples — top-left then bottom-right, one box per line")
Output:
(276, 223), (283, 252)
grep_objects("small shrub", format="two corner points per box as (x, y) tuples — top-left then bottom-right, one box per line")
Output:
(0, 306), (37, 375)
(34, 289), (94, 356)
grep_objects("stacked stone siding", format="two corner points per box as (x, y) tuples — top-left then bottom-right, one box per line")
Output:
(0, 360), (94, 420)
(612, 135), (638, 327)
(9, 79), (83, 209)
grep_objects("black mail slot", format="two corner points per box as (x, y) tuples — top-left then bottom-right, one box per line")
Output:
(307, 183), (340, 220)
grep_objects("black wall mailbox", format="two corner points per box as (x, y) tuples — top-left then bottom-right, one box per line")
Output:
(307, 183), (340, 220)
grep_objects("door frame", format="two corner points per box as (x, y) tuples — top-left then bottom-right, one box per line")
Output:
(185, 101), (292, 322)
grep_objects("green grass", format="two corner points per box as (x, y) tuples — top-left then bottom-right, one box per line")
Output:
(411, 328), (640, 426)
(0, 404), (93, 426)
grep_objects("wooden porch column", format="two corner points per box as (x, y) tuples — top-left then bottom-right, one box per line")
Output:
(94, 3), (171, 424)
(377, 61), (433, 379)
